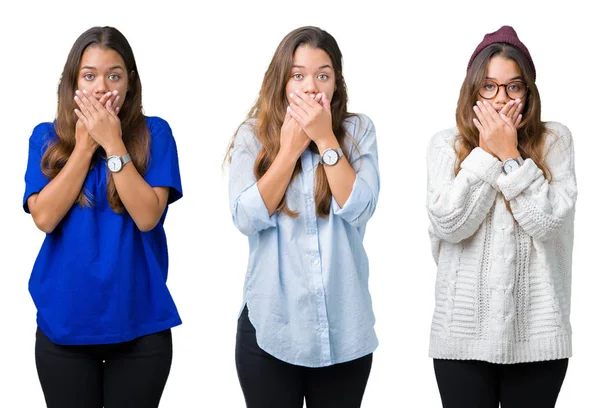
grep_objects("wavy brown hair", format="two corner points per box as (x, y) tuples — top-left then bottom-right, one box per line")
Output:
(227, 26), (354, 218)
(42, 26), (149, 212)
(455, 43), (550, 180)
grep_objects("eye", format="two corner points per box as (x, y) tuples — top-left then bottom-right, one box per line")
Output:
(108, 74), (120, 81)
(508, 82), (523, 92)
(482, 82), (496, 91)
(317, 74), (329, 81)
(292, 73), (303, 80)
(83, 73), (95, 81)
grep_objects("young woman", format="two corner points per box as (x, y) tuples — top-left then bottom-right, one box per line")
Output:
(23, 26), (182, 408)
(426, 26), (576, 408)
(227, 26), (379, 408)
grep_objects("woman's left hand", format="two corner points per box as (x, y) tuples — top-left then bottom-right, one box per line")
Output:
(288, 90), (336, 148)
(473, 100), (520, 161)
(74, 89), (123, 153)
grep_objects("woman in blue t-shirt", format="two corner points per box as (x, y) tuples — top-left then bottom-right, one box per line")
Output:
(227, 26), (379, 408)
(23, 26), (182, 408)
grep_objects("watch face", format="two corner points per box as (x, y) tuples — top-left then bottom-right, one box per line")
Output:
(504, 159), (519, 174)
(323, 149), (338, 165)
(108, 156), (122, 172)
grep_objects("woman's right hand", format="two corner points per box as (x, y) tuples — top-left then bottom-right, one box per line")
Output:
(74, 118), (98, 155)
(73, 91), (117, 155)
(280, 108), (310, 160)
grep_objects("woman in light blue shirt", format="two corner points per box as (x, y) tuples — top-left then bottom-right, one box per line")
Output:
(227, 26), (379, 408)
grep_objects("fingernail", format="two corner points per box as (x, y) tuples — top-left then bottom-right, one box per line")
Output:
(83, 90), (88, 94)
(295, 90), (300, 94)
(483, 101), (488, 105)
(74, 95), (78, 100)
(75, 90), (81, 95)
(289, 93), (294, 98)
(286, 106), (290, 111)
(476, 101), (482, 106)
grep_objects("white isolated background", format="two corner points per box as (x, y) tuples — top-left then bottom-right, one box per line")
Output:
(0, 0), (597, 406)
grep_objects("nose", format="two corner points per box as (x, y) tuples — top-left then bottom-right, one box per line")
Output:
(302, 77), (318, 94)
(495, 85), (510, 103)
(93, 78), (109, 98)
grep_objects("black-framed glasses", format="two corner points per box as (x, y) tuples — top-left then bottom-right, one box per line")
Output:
(479, 80), (528, 100)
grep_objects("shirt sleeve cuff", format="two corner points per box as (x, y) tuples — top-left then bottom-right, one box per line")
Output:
(460, 147), (502, 189)
(332, 176), (373, 220)
(236, 183), (277, 231)
(497, 159), (542, 201)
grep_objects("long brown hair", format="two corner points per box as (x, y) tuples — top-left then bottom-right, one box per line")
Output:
(455, 43), (550, 180)
(227, 26), (353, 218)
(42, 26), (149, 212)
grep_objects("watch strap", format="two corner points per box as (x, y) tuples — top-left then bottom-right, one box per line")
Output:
(121, 153), (132, 165)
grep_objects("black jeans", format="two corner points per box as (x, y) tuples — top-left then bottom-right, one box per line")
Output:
(35, 327), (173, 408)
(434, 358), (568, 408)
(235, 305), (373, 408)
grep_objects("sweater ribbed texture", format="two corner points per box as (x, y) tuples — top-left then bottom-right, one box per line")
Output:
(426, 122), (576, 363)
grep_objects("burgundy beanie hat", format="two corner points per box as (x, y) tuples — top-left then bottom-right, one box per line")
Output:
(467, 25), (536, 81)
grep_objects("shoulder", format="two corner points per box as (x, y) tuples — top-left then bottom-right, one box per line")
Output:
(543, 121), (573, 147)
(145, 116), (178, 153)
(428, 127), (460, 155)
(29, 122), (56, 147)
(343, 113), (375, 142)
(145, 116), (173, 138)
(233, 118), (261, 151)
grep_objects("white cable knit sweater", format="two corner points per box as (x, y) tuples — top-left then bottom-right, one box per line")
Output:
(426, 122), (577, 364)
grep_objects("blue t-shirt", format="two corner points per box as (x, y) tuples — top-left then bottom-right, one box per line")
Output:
(23, 116), (183, 345)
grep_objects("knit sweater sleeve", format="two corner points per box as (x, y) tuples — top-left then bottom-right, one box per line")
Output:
(426, 129), (501, 244)
(497, 122), (577, 241)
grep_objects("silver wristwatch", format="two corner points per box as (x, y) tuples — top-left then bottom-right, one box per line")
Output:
(107, 153), (132, 173)
(502, 156), (524, 175)
(320, 148), (344, 166)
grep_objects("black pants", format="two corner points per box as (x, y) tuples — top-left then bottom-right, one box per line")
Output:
(434, 358), (568, 408)
(35, 327), (173, 408)
(235, 306), (373, 408)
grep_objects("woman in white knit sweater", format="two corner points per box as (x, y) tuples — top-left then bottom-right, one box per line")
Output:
(427, 26), (576, 408)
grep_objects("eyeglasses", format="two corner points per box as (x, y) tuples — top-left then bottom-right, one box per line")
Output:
(479, 80), (528, 100)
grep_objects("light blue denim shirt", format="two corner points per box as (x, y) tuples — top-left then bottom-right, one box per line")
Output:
(229, 114), (379, 368)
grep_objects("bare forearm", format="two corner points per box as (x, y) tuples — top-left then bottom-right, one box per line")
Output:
(112, 166), (165, 232)
(107, 143), (166, 232)
(257, 150), (298, 215)
(322, 157), (356, 207)
(28, 147), (94, 233)
(317, 139), (356, 207)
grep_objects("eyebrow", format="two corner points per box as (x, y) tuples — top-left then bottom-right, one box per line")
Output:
(80, 65), (125, 71)
(292, 64), (333, 70)
(485, 76), (524, 81)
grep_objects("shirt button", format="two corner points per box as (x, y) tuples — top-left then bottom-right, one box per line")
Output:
(313, 259), (319, 265)
(316, 291), (323, 297)
(307, 198), (314, 204)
